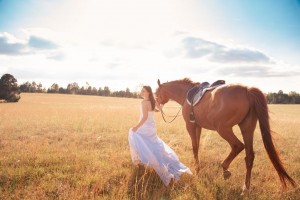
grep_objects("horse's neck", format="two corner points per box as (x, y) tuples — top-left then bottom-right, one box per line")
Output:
(166, 84), (191, 105)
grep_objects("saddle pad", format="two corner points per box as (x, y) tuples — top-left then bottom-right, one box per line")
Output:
(187, 82), (225, 106)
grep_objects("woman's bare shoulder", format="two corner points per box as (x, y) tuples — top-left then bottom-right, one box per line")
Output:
(141, 100), (151, 104)
(141, 100), (151, 110)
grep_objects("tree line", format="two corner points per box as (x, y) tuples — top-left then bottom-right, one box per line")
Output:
(16, 78), (300, 104)
(1, 73), (300, 103)
(0, 74), (139, 102)
(266, 90), (300, 104)
(19, 80), (139, 98)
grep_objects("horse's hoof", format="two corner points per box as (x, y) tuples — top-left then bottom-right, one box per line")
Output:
(223, 170), (231, 180)
(241, 190), (249, 196)
(241, 184), (250, 196)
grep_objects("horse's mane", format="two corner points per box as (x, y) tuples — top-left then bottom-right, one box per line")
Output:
(172, 78), (199, 86)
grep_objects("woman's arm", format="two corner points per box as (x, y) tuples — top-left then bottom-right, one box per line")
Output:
(132, 101), (150, 132)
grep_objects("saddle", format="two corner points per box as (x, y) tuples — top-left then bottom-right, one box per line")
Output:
(187, 80), (225, 123)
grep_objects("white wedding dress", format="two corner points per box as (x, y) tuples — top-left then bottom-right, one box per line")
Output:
(128, 105), (192, 186)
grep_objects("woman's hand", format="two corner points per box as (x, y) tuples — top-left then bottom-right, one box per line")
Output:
(132, 126), (138, 132)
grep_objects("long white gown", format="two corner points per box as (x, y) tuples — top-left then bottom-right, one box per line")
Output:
(128, 105), (192, 186)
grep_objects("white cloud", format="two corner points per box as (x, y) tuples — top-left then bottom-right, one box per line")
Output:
(0, 32), (60, 57)
(47, 51), (65, 61)
(216, 65), (300, 77)
(29, 35), (59, 49)
(210, 48), (271, 63)
(182, 36), (224, 58)
(0, 32), (29, 55)
(181, 36), (272, 64)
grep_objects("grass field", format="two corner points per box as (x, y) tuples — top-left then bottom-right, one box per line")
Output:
(0, 93), (299, 199)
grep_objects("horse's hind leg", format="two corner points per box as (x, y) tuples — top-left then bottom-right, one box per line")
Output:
(239, 113), (257, 195)
(217, 127), (245, 179)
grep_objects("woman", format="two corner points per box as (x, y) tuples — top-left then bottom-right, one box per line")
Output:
(128, 86), (192, 187)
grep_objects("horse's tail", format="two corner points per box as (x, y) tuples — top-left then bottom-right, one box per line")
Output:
(247, 87), (296, 188)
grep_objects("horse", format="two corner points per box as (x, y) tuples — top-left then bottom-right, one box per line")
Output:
(155, 78), (296, 195)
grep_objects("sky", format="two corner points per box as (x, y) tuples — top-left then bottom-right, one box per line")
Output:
(0, 0), (300, 93)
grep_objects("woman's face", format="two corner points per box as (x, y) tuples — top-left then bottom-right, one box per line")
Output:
(141, 88), (149, 99)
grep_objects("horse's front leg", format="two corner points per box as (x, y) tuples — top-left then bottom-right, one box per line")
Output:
(195, 127), (202, 154)
(186, 123), (201, 173)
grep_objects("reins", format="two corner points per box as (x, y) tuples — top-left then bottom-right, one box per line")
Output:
(160, 105), (182, 123)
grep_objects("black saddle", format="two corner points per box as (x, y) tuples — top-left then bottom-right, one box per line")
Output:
(187, 80), (225, 123)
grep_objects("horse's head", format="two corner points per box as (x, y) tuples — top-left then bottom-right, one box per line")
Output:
(155, 79), (170, 105)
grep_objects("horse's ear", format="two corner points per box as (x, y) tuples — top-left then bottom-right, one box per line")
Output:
(157, 79), (161, 86)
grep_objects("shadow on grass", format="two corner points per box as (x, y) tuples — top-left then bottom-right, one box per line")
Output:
(127, 164), (199, 200)
(127, 165), (171, 200)
(194, 163), (247, 200)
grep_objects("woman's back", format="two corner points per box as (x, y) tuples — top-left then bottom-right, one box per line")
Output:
(138, 104), (157, 138)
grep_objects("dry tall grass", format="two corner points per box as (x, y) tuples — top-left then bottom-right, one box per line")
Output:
(0, 93), (299, 199)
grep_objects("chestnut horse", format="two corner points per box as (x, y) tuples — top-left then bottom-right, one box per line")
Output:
(155, 78), (296, 194)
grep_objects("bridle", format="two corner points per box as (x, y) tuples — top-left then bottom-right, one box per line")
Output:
(156, 85), (182, 123)
(159, 104), (182, 123)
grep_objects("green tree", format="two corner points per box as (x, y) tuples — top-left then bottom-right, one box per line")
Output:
(30, 81), (37, 93)
(0, 74), (21, 102)
(48, 83), (59, 93)
(67, 82), (79, 94)
(37, 83), (44, 93)
(19, 81), (31, 92)
(289, 91), (300, 104)
(103, 86), (110, 96)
